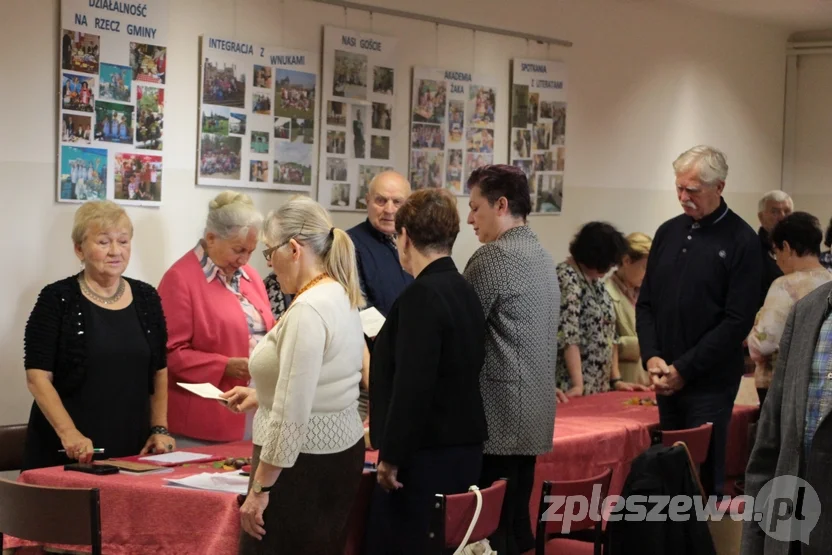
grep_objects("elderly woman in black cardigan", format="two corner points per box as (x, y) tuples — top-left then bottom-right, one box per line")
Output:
(22, 200), (173, 470)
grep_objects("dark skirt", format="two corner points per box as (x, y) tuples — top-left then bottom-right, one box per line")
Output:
(239, 439), (365, 555)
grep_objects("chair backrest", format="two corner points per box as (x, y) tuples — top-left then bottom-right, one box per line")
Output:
(0, 424), (27, 472)
(427, 479), (507, 553)
(652, 422), (713, 465)
(536, 468), (614, 542)
(0, 479), (102, 555)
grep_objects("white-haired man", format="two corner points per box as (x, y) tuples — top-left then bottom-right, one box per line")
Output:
(757, 190), (793, 308)
(636, 145), (762, 496)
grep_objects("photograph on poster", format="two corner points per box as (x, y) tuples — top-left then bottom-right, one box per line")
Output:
(61, 114), (92, 144)
(370, 136), (390, 160)
(330, 182), (350, 208)
(529, 93), (539, 125)
(556, 147), (566, 171)
(413, 79), (447, 124)
(274, 117), (291, 139)
(552, 103), (566, 145)
(230, 113), (246, 135)
(130, 42), (166, 84)
(511, 84), (529, 129)
(371, 102), (392, 131)
(250, 160), (269, 182)
(274, 142), (313, 186)
(136, 85), (163, 150)
(536, 175), (563, 213)
(202, 57), (245, 108)
(62, 30), (99, 74)
(540, 101), (555, 119)
(199, 134), (242, 179)
(326, 130), (346, 155)
(62, 73), (95, 113)
(95, 101), (134, 144)
(468, 85), (496, 127)
(448, 100), (464, 142)
(512, 129), (531, 159)
(512, 159), (532, 181)
(351, 105), (366, 158)
(533, 152), (554, 172)
(251, 131), (270, 154)
(202, 105), (229, 135)
(254, 65), (272, 88)
(325, 158), (348, 181)
(252, 92), (272, 115)
(99, 63), (132, 102)
(445, 150), (463, 194)
(333, 50), (367, 99)
(354, 165), (393, 209)
(411, 123), (444, 150)
(275, 69), (316, 119)
(466, 128), (494, 154)
(534, 123), (551, 150)
(410, 150), (444, 190)
(465, 153), (491, 186)
(373, 66), (394, 95)
(114, 153), (162, 202)
(59, 146), (107, 201)
(290, 118), (314, 144)
(327, 101), (346, 126)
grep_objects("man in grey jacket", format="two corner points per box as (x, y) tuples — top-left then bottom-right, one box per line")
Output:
(464, 165), (560, 555)
(742, 281), (832, 555)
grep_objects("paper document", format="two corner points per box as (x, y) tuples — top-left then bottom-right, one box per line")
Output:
(166, 471), (250, 495)
(139, 451), (216, 464)
(360, 307), (386, 338)
(177, 382), (226, 402)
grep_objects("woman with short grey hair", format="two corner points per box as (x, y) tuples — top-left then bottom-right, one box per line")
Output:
(158, 191), (275, 447)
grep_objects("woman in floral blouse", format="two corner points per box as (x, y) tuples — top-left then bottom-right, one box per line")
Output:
(556, 222), (650, 397)
(748, 212), (832, 406)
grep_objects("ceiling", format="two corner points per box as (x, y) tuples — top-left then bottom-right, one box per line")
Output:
(663, 0), (832, 31)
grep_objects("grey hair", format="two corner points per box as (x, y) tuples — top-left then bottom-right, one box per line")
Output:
(204, 191), (263, 239)
(758, 190), (793, 213)
(672, 145), (729, 187)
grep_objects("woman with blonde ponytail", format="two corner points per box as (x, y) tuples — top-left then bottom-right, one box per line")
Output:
(221, 196), (366, 555)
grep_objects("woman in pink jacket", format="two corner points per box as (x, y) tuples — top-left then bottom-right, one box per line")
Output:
(158, 191), (275, 447)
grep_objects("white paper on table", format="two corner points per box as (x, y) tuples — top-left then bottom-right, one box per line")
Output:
(360, 307), (386, 338)
(177, 382), (227, 402)
(166, 471), (250, 495)
(138, 451), (216, 464)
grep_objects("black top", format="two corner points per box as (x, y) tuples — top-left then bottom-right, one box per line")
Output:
(369, 257), (488, 466)
(636, 199), (762, 390)
(347, 219), (413, 317)
(22, 275), (167, 470)
(757, 227), (783, 309)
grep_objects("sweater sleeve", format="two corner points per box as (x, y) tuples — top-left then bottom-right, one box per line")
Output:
(463, 247), (500, 318)
(258, 303), (327, 468)
(158, 268), (229, 385)
(24, 285), (62, 373)
(145, 285), (169, 371)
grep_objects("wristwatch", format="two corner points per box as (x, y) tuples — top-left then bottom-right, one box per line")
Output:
(251, 479), (273, 494)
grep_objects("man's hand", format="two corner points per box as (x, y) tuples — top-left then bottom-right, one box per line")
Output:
(377, 461), (403, 492)
(653, 365), (685, 396)
(646, 357), (669, 388)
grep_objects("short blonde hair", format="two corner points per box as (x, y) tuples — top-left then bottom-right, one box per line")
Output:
(205, 190), (263, 240)
(625, 232), (652, 261)
(71, 200), (133, 246)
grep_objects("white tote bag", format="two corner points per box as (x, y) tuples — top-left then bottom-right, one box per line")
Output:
(453, 486), (497, 555)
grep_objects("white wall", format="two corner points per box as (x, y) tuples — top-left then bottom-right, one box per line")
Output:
(0, 0), (788, 425)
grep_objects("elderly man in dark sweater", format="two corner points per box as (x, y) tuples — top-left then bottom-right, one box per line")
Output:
(636, 145), (761, 496)
(756, 190), (793, 308)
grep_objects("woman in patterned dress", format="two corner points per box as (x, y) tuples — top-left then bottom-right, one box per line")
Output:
(556, 222), (650, 397)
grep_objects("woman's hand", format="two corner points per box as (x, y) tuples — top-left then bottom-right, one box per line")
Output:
(377, 461), (403, 492)
(221, 386), (258, 413)
(140, 433), (176, 455)
(224, 357), (250, 381)
(240, 491), (269, 540)
(556, 388), (570, 403)
(565, 385), (584, 398)
(59, 429), (94, 463)
(613, 380), (649, 392)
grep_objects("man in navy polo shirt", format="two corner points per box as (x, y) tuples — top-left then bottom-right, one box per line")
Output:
(348, 171), (413, 316)
(636, 145), (761, 497)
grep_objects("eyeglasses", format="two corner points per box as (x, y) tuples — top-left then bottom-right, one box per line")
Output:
(262, 222), (307, 261)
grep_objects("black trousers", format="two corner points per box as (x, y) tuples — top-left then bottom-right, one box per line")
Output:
(657, 382), (740, 497)
(364, 444), (483, 555)
(479, 454), (537, 555)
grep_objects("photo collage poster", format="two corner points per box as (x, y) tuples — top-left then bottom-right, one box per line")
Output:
(59, 0), (169, 206)
(510, 59), (567, 214)
(410, 67), (498, 195)
(197, 36), (319, 193)
(319, 26), (397, 211)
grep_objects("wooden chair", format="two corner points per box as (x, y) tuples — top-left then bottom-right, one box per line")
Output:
(0, 479), (102, 555)
(0, 424), (27, 472)
(651, 422), (713, 466)
(426, 479), (507, 554)
(535, 468), (613, 555)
